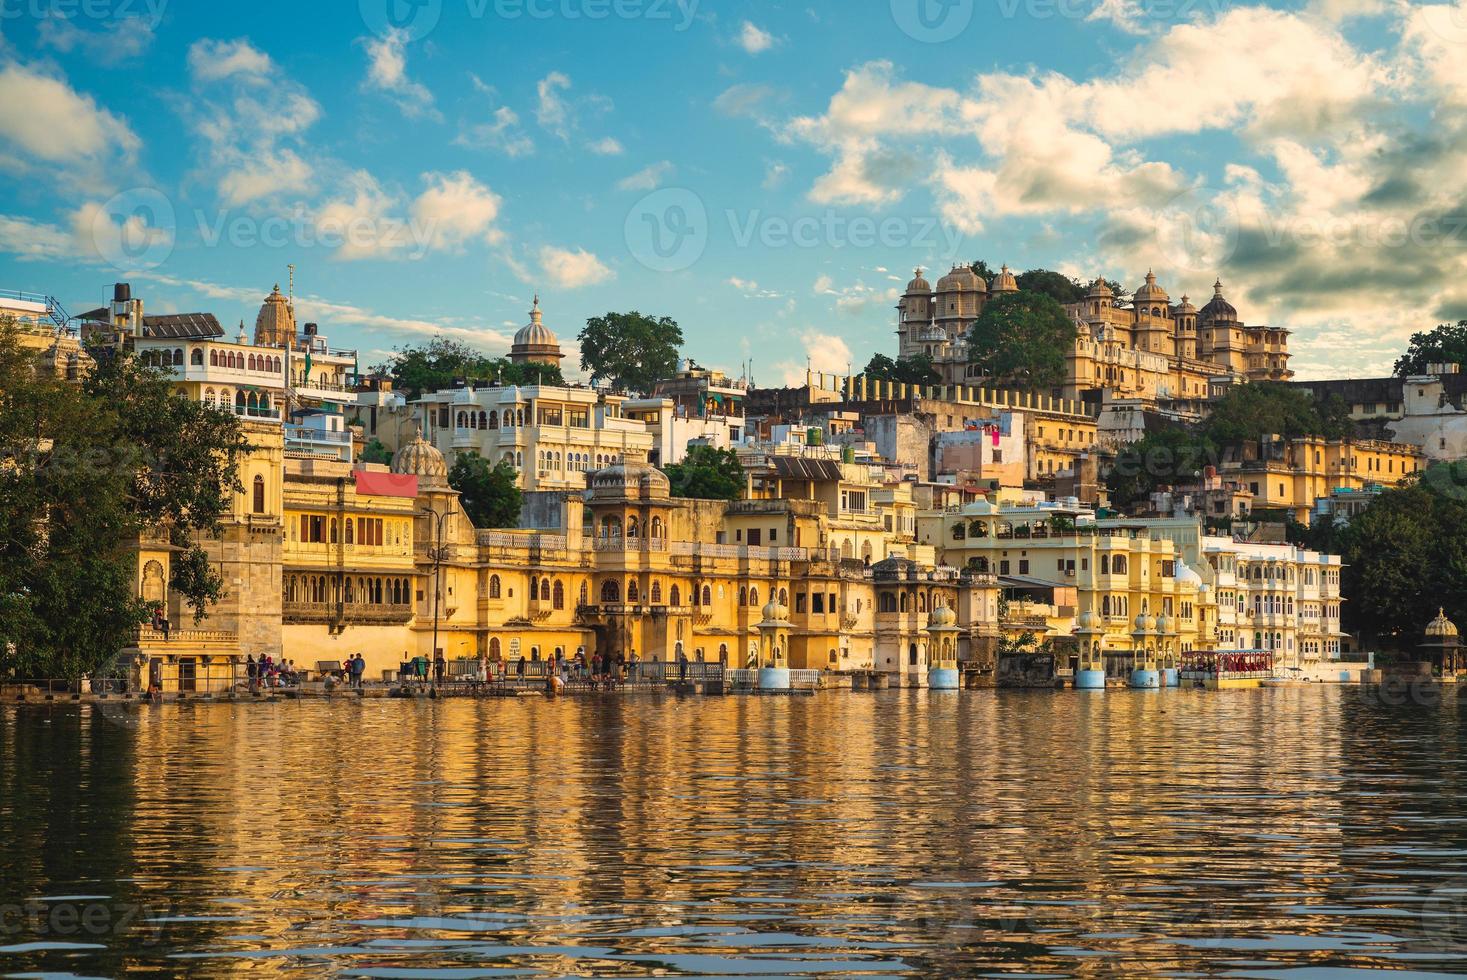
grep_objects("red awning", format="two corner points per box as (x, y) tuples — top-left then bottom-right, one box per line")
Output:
(354, 470), (419, 498)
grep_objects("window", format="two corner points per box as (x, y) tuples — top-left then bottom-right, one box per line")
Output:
(601, 580), (620, 603)
(252, 475), (266, 514)
(489, 575), (501, 599)
(553, 580), (565, 610)
(812, 593), (825, 614)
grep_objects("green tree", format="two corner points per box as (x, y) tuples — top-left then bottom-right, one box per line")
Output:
(1203, 383), (1354, 444)
(965, 291), (1078, 391)
(663, 446), (745, 500)
(1395, 320), (1467, 376)
(1014, 268), (1084, 305)
(1105, 426), (1218, 509)
(969, 260), (997, 282)
(447, 452), (523, 529)
(376, 338), (564, 399)
(863, 353), (940, 387)
(0, 324), (247, 679)
(577, 311), (683, 394)
(359, 438), (393, 465)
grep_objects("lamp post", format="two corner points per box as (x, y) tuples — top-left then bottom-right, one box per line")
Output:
(421, 505), (449, 692)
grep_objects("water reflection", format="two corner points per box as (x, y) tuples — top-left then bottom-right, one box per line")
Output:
(1, 688), (1465, 977)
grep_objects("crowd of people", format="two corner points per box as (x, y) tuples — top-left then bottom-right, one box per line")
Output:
(244, 655), (301, 691)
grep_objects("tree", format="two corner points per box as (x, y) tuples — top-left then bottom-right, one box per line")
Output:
(969, 260), (997, 282)
(0, 324), (247, 679)
(863, 353), (940, 387)
(965, 291), (1078, 391)
(663, 446), (744, 501)
(1105, 426), (1218, 509)
(577, 312), (683, 394)
(448, 452), (523, 529)
(1203, 383), (1354, 444)
(1014, 269), (1084, 305)
(359, 438), (393, 465)
(376, 338), (564, 399)
(1395, 320), (1467, 376)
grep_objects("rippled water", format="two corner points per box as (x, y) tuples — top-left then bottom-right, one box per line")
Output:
(2, 687), (1467, 978)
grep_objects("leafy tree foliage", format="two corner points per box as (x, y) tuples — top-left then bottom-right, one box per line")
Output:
(1395, 320), (1467, 377)
(0, 322), (247, 679)
(1105, 426), (1218, 509)
(663, 446), (745, 501)
(359, 438), (393, 465)
(1202, 383), (1354, 444)
(447, 451), (523, 529)
(964, 291), (1078, 391)
(578, 311), (683, 394)
(969, 260), (997, 282)
(1014, 269), (1085, 305)
(376, 337), (563, 399)
(862, 353), (941, 387)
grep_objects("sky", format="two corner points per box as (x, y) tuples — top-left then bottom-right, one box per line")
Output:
(0, 0), (1464, 384)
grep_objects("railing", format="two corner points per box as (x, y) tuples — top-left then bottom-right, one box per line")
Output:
(487, 659), (725, 688)
(477, 530), (567, 550)
(282, 601), (414, 625)
(285, 425), (351, 445)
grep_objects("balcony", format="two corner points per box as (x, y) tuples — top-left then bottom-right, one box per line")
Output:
(283, 601), (413, 625)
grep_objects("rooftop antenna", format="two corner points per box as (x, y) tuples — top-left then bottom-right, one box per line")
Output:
(287, 264), (296, 312)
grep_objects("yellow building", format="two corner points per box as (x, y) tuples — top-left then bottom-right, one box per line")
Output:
(1220, 436), (1425, 523)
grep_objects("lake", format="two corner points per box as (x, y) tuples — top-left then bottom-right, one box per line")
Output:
(2, 686), (1465, 977)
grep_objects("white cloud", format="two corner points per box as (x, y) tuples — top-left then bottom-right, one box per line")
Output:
(36, 16), (156, 64)
(312, 170), (504, 261)
(762, 160), (790, 190)
(737, 21), (777, 54)
(411, 171), (504, 250)
(728, 276), (784, 299)
(0, 212), (80, 261)
(457, 105), (534, 156)
(185, 38), (322, 206)
(361, 29), (439, 121)
(587, 136), (625, 155)
(0, 61), (139, 190)
(534, 71), (615, 143)
(617, 161), (674, 192)
(714, 82), (779, 119)
(813, 275), (898, 316)
(186, 38), (273, 83)
(778, 330), (853, 385)
(537, 245), (613, 289)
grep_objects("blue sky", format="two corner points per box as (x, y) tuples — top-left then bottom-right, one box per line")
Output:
(0, 0), (1460, 382)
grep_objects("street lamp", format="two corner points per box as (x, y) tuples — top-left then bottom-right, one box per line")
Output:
(421, 505), (449, 692)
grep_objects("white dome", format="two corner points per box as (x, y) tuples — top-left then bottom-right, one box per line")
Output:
(929, 605), (958, 627)
(1176, 562), (1204, 588)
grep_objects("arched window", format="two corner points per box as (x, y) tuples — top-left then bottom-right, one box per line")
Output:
(1100, 555), (1111, 575)
(539, 578), (551, 603)
(345, 519), (354, 544)
(900, 592), (909, 612)
(457, 412), (467, 429)
(553, 580), (565, 610)
(248, 354), (257, 371)
(489, 637), (501, 660)
(478, 411), (487, 429)
(601, 580), (620, 603)
(749, 587), (759, 607)
(627, 580), (640, 603)
(651, 517), (663, 539)
(580, 582), (589, 606)
(739, 586), (748, 606)
(489, 575), (501, 599)
(670, 585), (681, 607)
(627, 517), (640, 539)
(488, 411), (498, 429)
(210, 350), (219, 367)
(702, 585), (712, 606)
(173, 348), (184, 366)
(191, 348), (203, 366)
(1113, 555), (1128, 575)
(252, 475), (266, 514)
(235, 391), (246, 414)
(651, 581), (663, 604)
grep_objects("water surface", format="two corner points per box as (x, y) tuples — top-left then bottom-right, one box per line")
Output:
(2, 687), (1466, 977)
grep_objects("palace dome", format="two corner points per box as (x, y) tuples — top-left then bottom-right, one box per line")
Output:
(513, 295), (558, 348)
(990, 264), (1019, 294)
(1200, 279), (1238, 321)
(761, 598), (791, 624)
(1134, 613), (1156, 633)
(589, 459), (671, 501)
(391, 428), (449, 488)
(1154, 614), (1176, 635)
(905, 267), (933, 294)
(1174, 294), (1197, 316)
(1077, 610), (1099, 631)
(1133, 270), (1169, 305)
(929, 605), (958, 627)
(1426, 608), (1459, 639)
(936, 264), (985, 294)
(1176, 562), (1204, 588)
(254, 283), (296, 348)
(1087, 277), (1114, 299)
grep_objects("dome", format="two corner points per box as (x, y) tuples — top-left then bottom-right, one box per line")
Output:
(391, 427), (449, 488)
(1200, 279), (1238, 321)
(589, 458), (671, 501)
(1174, 294), (1197, 315)
(254, 283), (296, 348)
(1077, 610), (1099, 631)
(1154, 614), (1175, 635)
(1134, 613), (1156, 633)
(904, 267), (933, 295)
(760, 599), (791, 624)
(1426, 608), (1460, 639)
(990, 264), (1019, 294)
(1176, 562), (1204, 588)
(929, 605), (958, 627)
(936, 264), (985, 294)
(513, 295), (558, 348)
(1087, 277), (1113, 299)
(1132, 270), (1169, 305)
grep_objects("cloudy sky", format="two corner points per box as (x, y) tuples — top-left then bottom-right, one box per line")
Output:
(1, 0), (1464, 382)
